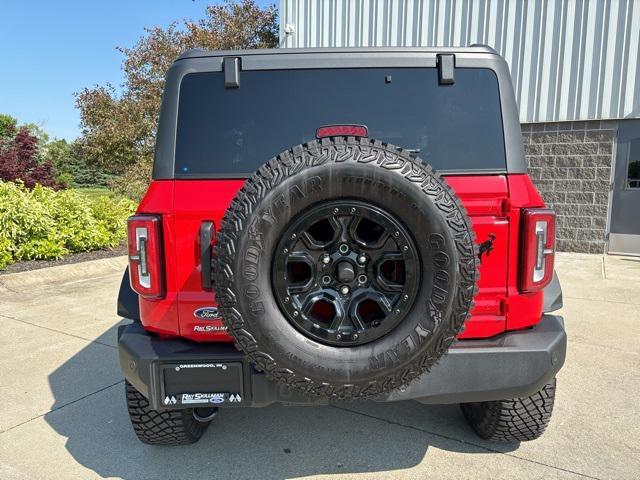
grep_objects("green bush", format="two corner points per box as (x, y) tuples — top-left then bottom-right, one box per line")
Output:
(0, 234), (12, 269)
(0, 181), (136, 269)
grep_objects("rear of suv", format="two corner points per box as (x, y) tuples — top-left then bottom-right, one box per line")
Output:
(117, 46), (566, 446)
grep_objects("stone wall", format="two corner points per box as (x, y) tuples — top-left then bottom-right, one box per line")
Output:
(522, 120), (616, 253)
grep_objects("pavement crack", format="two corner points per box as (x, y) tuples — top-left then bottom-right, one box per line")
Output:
(0, 380), (124, 434)
(0, 313), (117, 350)
(0, 282), (21, 294)
(330, 405), (602, 480)
(562, 295), (638, 306)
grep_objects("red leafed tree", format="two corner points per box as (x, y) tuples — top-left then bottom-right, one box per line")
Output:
(0, 124), (62, 189)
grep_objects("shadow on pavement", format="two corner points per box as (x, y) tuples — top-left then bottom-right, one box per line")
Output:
(44, 324), (518, 479)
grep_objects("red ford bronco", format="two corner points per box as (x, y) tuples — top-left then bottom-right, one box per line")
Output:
(117, 46), (566, 446)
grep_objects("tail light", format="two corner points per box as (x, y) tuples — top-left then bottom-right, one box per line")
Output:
(127, 215), (165, 299)
(519, 208), (556, 293)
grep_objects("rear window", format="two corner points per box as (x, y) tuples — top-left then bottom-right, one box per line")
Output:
(175, 67), (505, 176)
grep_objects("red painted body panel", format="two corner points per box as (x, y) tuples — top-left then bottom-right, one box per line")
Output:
(445, 176), (509, 339)
(135, 181), (180, 336)
(504, 174), (546, 331)
(173, 180), (244, 339)
(134, 174), (547, 342)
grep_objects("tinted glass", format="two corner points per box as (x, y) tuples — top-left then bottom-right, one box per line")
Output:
(175, 68), (505, 175)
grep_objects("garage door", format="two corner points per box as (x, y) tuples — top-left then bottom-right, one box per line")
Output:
(609, 119), (640, 256)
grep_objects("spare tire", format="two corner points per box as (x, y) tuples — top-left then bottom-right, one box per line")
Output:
(214, 137), (478, 400)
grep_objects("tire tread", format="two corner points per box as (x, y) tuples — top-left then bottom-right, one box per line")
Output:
(461, 379), (557, 442)
(125, 381), (209, 446)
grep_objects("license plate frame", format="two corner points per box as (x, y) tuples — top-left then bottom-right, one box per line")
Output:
(159, 361), (244, 408)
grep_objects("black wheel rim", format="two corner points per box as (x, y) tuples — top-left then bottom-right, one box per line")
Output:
(272, 200), (420, 347)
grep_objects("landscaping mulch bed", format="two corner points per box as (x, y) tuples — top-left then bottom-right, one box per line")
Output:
(0, 244), (127, 275)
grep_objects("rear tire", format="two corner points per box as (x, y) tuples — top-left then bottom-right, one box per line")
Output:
(460, 379), (557, 442)
(125, 381), (213, 445)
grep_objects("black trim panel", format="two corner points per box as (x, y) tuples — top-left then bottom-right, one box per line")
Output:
(199, 221), (215, 290)
(117, 267), (140, 321)
(172, 169), (510, 181)
(118, 315), (566, 408)
(153, 48), (526, 179)
(542, 271), (563, 313)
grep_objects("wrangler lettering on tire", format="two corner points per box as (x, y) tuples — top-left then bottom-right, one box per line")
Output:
(214, 137), (479, 400)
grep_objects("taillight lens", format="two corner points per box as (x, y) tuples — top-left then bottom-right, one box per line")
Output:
(519, 208), (556, 293)
(316, 124), (368, 138)
(127, 215), (165, 299)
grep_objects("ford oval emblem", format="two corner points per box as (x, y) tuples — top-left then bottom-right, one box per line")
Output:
(194, 307), (220, 320)
(210, 396), (225, 404)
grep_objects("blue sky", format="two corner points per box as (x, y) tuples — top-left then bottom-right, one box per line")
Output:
(0, 1), (273, 141)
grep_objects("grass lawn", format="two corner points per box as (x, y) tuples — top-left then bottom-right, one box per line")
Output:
(75, 186), (114, 201)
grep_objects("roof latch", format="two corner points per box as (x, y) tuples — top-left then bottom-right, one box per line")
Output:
(437, 54), (455, 85)
(224, 57), (241, 88)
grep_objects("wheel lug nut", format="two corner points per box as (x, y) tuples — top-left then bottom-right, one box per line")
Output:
(291, 233), (297, 239)
(339, 244), (349, 254)
(357, 274), (367, 284)
(403, 245), (408, 252)
(358, 255), (366, 264)
(336, 333), (342, 340)
(284, 296), (290, 303)
(283, 248), (289, 254)
(333, 208), (339, 214)
(293, 310), (299, 317)
(402, 294), (408, 301)
(353, 333), (359, 340)
(322, 275), (331, 285)
(340, 285), (350, 295)
(322, 254), (331, 264)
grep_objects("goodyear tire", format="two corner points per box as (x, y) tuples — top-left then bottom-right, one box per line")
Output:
(214, 137), (479, 400)
(125, 381), (213, 445)
(461, 379), (557, 442)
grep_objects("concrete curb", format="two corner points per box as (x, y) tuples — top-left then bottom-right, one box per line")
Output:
(0, 256), (128, 293)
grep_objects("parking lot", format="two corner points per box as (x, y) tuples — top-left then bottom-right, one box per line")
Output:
(1, 252), (638, 479)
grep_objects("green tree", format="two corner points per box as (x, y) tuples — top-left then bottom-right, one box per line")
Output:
(42, 139), (72, 184)
(0, 124), (62, 189)
(0, 114), (18, 143)
(24, 123), (50, 148)
(76, 0), (278, 199)
(44, 139), (109, 187)
(0, 113), (109, 188)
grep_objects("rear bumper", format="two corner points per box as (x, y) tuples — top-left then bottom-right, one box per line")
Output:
(118, 315), (566, 409)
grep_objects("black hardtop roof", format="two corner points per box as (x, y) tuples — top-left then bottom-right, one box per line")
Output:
(176, 45), (499, 62)
(152, 44), (527, 179)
